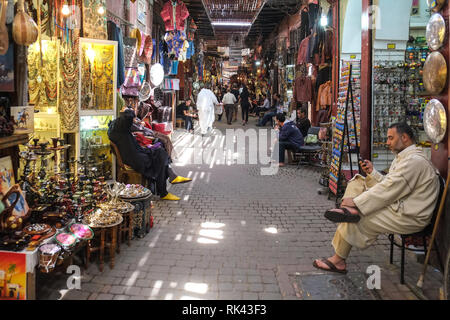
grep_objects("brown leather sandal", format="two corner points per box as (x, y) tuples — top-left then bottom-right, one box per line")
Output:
(313, 258), (348, 274)
(324, 207), (361, 223)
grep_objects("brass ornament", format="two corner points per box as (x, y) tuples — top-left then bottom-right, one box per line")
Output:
(427, 0), (447, 12)
(423, 51), (447, 95)
(426, 13), (446, 51)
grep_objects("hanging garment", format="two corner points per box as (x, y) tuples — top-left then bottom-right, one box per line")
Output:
(160, 40), (170, 74)
(308, 3), (320, 31)
(294, 76), (313, 103)
(316, 81), (332, 111)
(299, 7), (310, 41)
(297, 36), (311, 65)
(186, 40), (195, 59)
(178, 40), (189, 61)
(169, 60), (179, 75)
(160, 0), (190, 32)
(315, 65), (332, 92)
(320, 28), (334, 64)
(164, 30), (186, 59)
(107, 21), (125, 88)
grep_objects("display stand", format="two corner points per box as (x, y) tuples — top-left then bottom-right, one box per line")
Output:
(76, 38), (118, 180)
(329, 63), (361, 205)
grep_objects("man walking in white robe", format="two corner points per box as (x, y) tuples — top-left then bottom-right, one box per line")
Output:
(313, 122), (440, 274)
(196, 83), (218, 135)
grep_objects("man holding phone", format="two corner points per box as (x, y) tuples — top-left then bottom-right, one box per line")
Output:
(313, 122), (440, 274)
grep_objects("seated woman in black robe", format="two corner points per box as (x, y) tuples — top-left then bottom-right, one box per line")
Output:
(108, 108), (191, 201)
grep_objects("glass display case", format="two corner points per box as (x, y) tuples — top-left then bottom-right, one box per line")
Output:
(79, 38), (117, 111)
(77, 38), (117, 180)
(32, 109), (61, 142)
(77, 115), (114, 180)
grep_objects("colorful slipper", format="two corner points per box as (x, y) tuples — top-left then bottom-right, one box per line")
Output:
(324, 207), (361, 223)
(170, 176), (192, 184)
(161, 193), (180, 201)
(313, 258), (348, 274)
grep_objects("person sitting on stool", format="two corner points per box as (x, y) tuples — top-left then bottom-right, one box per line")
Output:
(257, 93), (281, 127)
(272, 113), (304, 167)
(313, 122), (439, 274)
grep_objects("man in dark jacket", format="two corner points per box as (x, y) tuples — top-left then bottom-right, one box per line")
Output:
(231, 84), (240, 122)
(296, 107), (311, 138)
(108, 108), (191, 201)
(274, 113), (304, 167)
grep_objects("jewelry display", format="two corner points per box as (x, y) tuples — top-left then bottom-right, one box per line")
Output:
(28, 40), (58, 108)
(82, 0), (107, 40)
(60, 35), (80, 132)
(80, 43), (114, 110)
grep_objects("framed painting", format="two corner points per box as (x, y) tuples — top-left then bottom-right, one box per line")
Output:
(0, 156), (14, 194)
(10, 106), (34, 134)
(0, 252), (27, 300)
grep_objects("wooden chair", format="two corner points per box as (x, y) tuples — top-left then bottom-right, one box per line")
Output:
(110, 141), (146, 186)
(176, 118), (185, 128)
(388, 174), (445, 284)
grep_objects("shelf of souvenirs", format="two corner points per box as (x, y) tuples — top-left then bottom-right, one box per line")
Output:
(81, 127), (109, 131)
(80, 143), (110, 149)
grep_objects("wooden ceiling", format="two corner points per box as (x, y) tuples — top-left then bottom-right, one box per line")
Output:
(181, 0), (303, 47)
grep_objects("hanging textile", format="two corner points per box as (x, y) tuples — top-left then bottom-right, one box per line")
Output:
(186, 40), (195, 59)
(163, 78), (179, 90)
(123, 37), (138, 68)
(28, 40), (58, 107)
(160, 0), (190, 32)
(60, 36), (80, 132)
(160, 40), (170, 74)
(164, 30), (186, 59)
(139, 34), (153, 64)
(178, 40), (189, 62)
(107, 21), (125, 88)
(169, 60), (179, 75)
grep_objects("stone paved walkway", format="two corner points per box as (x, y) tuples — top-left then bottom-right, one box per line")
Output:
(37, 117), (444, 300)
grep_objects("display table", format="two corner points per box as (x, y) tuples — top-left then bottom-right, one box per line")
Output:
(120, 194), (153, 238)
(85, 217), (123, 272)
(0, 234), (87, 300)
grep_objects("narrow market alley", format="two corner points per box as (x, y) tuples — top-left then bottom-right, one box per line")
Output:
(36, 121), (443, 300)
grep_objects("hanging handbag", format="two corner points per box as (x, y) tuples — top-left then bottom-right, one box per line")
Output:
(121, 67), (140, 97)
(139, 34), (153, 65)
(123, 37), (138, 68)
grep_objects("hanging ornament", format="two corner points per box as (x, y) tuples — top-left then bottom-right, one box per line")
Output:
(0, 0), (9, 55)
(12, 0), (38, 46)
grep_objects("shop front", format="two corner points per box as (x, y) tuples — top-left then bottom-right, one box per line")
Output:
(0, 0), (201, 300)
(332, 0), (450, 282)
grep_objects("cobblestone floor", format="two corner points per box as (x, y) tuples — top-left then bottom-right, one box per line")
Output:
(37, 116), (444, 300)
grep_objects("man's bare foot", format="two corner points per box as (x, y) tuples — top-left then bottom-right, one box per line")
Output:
(313, 255), (347, 272)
